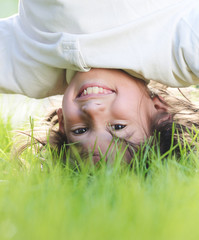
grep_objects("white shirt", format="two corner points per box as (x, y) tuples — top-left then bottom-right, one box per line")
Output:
(0, 0), (198, 98)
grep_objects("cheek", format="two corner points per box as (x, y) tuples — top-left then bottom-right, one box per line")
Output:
(111, 95), (140, 118)
(62, 100), (80, 125)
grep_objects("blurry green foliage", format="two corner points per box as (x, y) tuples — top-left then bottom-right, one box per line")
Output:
(0, 0), (18, 18)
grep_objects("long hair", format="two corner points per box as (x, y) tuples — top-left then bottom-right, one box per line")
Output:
(147, 82), (199, 156)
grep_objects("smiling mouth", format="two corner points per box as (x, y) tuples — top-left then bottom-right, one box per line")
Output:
(77, 85), (115, 98)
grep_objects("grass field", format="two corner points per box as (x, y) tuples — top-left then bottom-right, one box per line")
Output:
(1, 1), (199, 240)
(1, 116), (199, 240)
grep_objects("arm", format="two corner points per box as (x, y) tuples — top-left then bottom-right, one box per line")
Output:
(0, 15), (68, 98)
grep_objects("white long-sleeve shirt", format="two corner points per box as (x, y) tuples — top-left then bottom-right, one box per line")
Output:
(0, 0), (198, 98)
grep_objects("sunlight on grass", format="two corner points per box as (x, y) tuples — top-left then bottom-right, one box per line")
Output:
(1, 1), (199, 240)
(0, 113), (199, 240)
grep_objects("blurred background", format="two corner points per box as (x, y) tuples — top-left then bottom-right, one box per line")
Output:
(0, 0), (18, 17)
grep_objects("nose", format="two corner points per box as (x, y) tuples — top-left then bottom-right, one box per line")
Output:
(81, 101), (106, 118)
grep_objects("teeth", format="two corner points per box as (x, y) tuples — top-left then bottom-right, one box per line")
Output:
(93, 87), (99, 94)
(81, 86), (111, 96)
(99, 87), (103, 93)
(87, 87), (92, 94)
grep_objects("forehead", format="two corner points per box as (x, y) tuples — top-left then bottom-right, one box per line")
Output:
(70, 138), (134, 164)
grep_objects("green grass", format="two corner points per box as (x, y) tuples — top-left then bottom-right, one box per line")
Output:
(2, 1), (199, 240)
(0, 114), (199, 240)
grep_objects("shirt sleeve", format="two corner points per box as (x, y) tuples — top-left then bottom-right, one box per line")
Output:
(172, 6), (199, 86)
(0, 15), (69, 98)
(0, 0), (198, 98)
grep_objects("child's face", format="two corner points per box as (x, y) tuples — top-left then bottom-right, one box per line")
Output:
(59, 69), (161, 162)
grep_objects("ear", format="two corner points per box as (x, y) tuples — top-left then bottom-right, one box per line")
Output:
(57, 108), (65, 134)
(152, 96), (171, 124)
(152, 96), (168, 112)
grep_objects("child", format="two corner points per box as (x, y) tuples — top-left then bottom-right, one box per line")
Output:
(38, 69), (199, 164)
(56, 69), (169, 162)
(1, 0), (199, 162)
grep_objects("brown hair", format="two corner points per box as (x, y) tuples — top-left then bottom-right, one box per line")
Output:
(147, 82), (199, 156)
(17, 82), (199, 164)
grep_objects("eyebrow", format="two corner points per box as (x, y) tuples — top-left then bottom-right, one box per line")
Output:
(66, 123), (136, 147)
(108, 127), (135, 141)
(107, 133), (136, 154)
(66, 129), (138, 161)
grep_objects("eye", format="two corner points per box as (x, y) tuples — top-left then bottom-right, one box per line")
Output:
(111, 124), (126, 131)
(72, 127), (88, 135)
